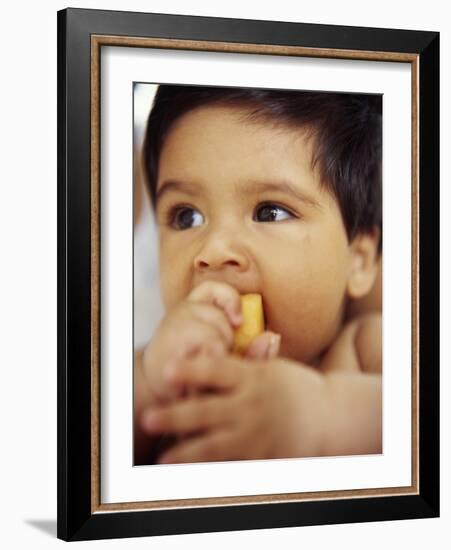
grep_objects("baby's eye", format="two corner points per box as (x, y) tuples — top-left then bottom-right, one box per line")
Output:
(254, 203), (294, 222)
(170, 206), (204, 230)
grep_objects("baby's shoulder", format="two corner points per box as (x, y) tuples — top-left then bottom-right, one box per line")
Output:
(353, 312), (382, 373)
(319, 313), (382, 374)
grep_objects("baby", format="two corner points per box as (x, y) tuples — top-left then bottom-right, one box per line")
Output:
(134, 85), (382, 465)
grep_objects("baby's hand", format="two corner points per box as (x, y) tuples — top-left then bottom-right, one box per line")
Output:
(140, 354), (326, 463)
(140, 281), (280, 405)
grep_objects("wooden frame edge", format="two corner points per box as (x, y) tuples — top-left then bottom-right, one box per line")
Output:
(92, 34), (418, 62)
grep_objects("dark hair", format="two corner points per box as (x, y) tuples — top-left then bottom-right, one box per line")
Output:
(142, 84), (382, 249)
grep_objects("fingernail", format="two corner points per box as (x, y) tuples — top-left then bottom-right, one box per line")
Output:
(267, 334), (281, 358)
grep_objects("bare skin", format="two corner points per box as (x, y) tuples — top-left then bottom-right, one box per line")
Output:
(135, 299), (381, 464)
(134, 105), (381, 464)
(346, 258), (382, 320)
(134, 281), (281, 463)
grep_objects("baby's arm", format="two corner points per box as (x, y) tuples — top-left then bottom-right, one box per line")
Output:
(319, 313), (382, 455)
(137, 314), (382, 462)
(320, 371), (382, 455)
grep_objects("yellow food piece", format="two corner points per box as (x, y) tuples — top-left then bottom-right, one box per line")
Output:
(233, 294), (265, 355)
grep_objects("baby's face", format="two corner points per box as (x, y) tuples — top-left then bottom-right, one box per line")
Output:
(155, 105), (353, 363)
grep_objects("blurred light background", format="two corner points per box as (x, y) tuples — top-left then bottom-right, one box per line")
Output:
(133, 83), (164, 351)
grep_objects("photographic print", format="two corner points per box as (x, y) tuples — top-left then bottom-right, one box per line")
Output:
(132, 83), (383, 467)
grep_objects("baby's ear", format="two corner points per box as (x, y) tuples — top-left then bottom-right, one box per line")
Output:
(346, 227), (380, 299)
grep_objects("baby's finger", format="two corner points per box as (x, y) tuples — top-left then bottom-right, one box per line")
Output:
(161, 337), (226, 399)
(187, 302), (234, 347)
(165, 354), (244, 391)
(245, 332), (281, 360)
(173, 327), (229, 367)
(141, 394), (233, 436)
(188, 281), (243, 327)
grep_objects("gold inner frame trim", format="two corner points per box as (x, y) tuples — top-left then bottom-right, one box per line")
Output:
(90, 34), (420, 514)
(92, 34), (418, 62)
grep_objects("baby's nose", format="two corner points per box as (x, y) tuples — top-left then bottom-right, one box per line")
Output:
(195, 256), (242, 270)
(193, 233), (250, 272)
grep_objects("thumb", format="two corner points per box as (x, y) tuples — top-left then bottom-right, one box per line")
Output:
(245, 331), (281, 360)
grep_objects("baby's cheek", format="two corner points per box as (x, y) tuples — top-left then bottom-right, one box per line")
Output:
(265, 280), (342, 363)
(263, 286), (305, 349)
(159, 240), (195, 310)
(159, 265), (183, 311)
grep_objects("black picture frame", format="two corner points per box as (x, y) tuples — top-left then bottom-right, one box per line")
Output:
(57, 7), (439, 542)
